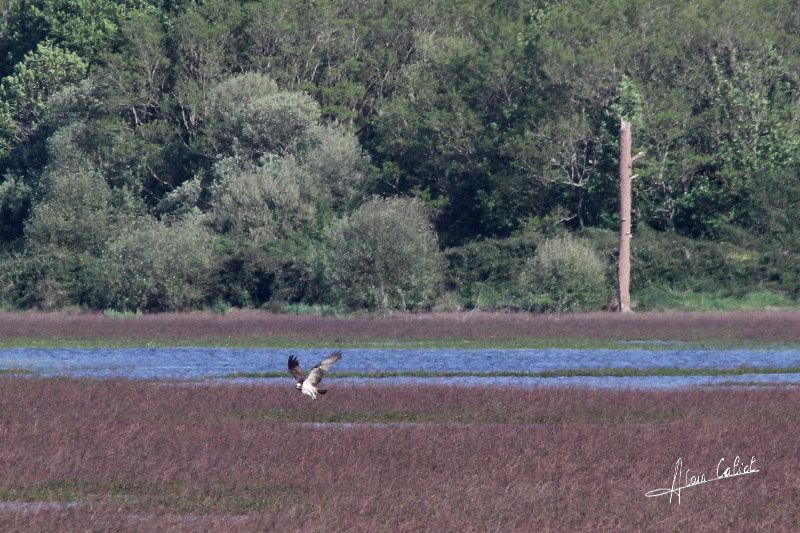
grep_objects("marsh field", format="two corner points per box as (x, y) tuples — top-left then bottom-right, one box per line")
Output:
(1, 310), (800, 531)
(2, 309), (800, 346)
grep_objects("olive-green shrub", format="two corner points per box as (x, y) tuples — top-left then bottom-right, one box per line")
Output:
(517, 235), (609, 312)
(100, 215), (213, 311)
(318, 196), (442, 310)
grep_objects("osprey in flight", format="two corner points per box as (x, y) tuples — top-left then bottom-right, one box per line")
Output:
(288, 351), (342, 400)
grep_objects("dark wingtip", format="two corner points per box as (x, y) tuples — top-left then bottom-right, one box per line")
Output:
(288, 355), (298, 368)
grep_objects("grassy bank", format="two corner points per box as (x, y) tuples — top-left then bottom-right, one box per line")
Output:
(0, 309), (799, 348)
(0, 379), (796, 530)
(224, 365), (800, 380)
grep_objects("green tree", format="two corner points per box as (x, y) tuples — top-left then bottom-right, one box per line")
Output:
(207, 73), (320, 160)
(16, 153), (114, 308)
(171, 0), (244, 141)
(299, 124), (372, 212)
(242, 0), (419, 126)
(100, 8), (170, 127)
(369, 3), (552, 243)
(517, 235), (609, 312)
(100, 215), (213, 311)
(0, 0), (147, 77)
(509, 112), (603, 229)
(318, 196), (442, 310)
(0, 42), (87, 143)
(208, 156), (316, 240)
(0, 173), (32, 242)
(708, 46), (800, 234)
(23, 127), (115, 255)
(205, 73), (371, 226)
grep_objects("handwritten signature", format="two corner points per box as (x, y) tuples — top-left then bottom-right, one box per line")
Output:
(645, 456), (760, 503)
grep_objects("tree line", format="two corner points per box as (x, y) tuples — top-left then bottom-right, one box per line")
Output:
(1, 0), (798, 312)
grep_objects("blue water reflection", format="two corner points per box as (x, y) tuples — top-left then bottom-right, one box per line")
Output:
(1, 346), (799, 388)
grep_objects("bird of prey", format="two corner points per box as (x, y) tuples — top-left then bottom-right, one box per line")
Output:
(288, 351), (342, 400)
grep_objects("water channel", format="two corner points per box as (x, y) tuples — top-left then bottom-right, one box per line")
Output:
(2, 345), (800, 388)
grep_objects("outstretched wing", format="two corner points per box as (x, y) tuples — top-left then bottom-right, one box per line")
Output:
(306, 351), (342, 386)
(288, 355), (305, 384)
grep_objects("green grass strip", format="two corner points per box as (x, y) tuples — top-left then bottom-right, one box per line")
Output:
(0, 367), (36, 375)
(224, 366), (800, 379)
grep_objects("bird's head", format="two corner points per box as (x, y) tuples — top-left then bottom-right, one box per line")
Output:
(295, 382), (302, 391)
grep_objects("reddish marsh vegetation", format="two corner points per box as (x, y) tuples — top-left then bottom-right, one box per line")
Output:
(1, 309), (800, 344)
(0, 379), (798, 531)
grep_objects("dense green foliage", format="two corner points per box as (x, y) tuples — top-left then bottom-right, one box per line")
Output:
(0, 0), (798, 312)
(517, 236), (610, 312)
(317, 196), (442, 311)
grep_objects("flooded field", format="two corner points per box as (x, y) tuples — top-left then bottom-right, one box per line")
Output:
(2, 345), (800, 388)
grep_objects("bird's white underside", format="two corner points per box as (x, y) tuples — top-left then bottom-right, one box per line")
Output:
(300, 380), (319, 400)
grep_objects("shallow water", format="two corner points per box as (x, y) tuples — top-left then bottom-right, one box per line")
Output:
(0, 501), (80, 512)
(2, 346), (800, 388)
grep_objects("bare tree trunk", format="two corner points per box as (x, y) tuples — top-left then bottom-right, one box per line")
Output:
(618, 119), (633, 313)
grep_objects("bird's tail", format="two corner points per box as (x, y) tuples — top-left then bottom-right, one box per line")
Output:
(317, 389), (327, 395)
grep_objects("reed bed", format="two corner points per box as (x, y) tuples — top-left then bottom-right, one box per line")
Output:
(0, 379), (798, 531)
(1, 309), (799, 346)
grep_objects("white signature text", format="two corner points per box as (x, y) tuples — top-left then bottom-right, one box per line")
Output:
(645, 455), (760, 503)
